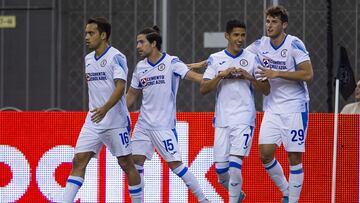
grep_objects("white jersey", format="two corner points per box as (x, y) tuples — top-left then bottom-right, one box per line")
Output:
(204, 49), (257, 127)
(130, 53), (189, 130)
(83, 46), (130, 129)
(246, 34), (310, 113)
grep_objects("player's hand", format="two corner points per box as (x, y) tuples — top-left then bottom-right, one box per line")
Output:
(218, 67), (236, 79)
(256, 66), (278, 79)
(232, 68), (253, 81)
(90, 106), (109, 123)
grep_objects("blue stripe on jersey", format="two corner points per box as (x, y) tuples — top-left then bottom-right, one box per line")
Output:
(270, 34), (287, 50)
(147, 53), (166, 67)
(171, 128), (178, 142)
(177, 167), (188, 177)
(94, 45), (112, 61)
(290, 168), (304, 174)
(224, 49), (243, 58)
(129, 187), (142, 194)
(67, 179), (83, 187)
(291, 39), (308, 54)
(265, 159), (278, 170)
(250, 126), (254, 136)
(173, 72), (181, 77)
(212, 117), (216, 125)
(216, 167), (229, 174)
(114, 54), (127, 71)
(229, 161), (242, 170)
(171, 57), (184, 64)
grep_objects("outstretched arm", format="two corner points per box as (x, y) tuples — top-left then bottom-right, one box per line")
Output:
(187, 60), (207, 70)
(91, 79), (125, 123)
(126, 87), (142, 110)
(184, 70), (203, 84)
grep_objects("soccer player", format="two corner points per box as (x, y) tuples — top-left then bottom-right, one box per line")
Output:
(62, 17), (142, 203)
(246, 5), (313, 203)
(200, 19), (270, 203)
(126, 26), (210, 203)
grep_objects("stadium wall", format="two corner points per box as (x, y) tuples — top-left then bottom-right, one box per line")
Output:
(0, 112), (358, 202)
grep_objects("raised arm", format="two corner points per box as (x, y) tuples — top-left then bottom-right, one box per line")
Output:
(126, 87), (142, 110)
(91, 79), (125, 123)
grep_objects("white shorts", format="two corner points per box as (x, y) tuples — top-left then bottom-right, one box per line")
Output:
(259, 111), (308, 152)
(75, 126), (132, 158)
(131, 126), (182, 162)
(213, 124), (254, 163)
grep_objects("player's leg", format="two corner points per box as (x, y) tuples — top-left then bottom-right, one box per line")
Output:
(63, 126), (101, 203)
(259, 113), (289, 199)
(213, 127), (230, 190)
(228, 125), (254, 203)
(282, 111), (308, 203)
(131, 126), (155, 201)
(152, 129), (209, 203)
(102, 127), (143, 203)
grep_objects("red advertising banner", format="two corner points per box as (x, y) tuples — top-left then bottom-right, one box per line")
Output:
(0, 112), (358, 202)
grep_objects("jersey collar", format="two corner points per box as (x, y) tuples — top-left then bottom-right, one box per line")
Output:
(94, 45), (112, 61)
(224, 49), (243, 59)
(147, 52), (166, 67)
(270, 34), (287, 50)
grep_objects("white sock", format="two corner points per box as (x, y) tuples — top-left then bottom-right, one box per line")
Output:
(129, 183), (143, 203)
(289, 163), (304, 203)
(264, 159), (289, 197)
(215, 162), (229, 190)
(229, 156), (243, 203)
(135, 164), (144, 200)
(172, 163), (207, 202)
(63, 175), (84, 203)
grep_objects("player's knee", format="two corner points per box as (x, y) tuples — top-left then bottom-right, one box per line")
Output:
(259, 153), (274, 164)
(117, 157), (134, 173)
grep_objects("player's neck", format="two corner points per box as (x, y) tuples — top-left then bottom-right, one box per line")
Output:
(270, 32), (286, 47)
(148, 51), (163, 64)
(95, 43), (109, 58)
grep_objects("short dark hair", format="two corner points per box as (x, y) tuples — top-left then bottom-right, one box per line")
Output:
(138, 26), (162, 50)
(226, 19), (246, 33)
(87, 17), (111, 41)
(266, 5), (289, 23)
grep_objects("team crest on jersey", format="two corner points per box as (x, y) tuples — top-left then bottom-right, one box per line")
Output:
(158, 63), (165, 71)
(239, 59), (248, 67)
(100, 59), (107, 67)
(281, 49), (287, 57)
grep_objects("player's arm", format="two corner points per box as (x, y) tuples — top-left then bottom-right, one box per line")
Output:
(187, 60), (207, 70)
(91, 79), (125, 123)
(184, 70), (203, 84)
(257, 60), (313, 82)
(200, 68), (236, 94)
(126, 87), (141, 110)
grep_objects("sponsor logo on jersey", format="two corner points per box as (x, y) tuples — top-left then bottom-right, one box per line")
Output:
(86, 72), (107, 81)
(240, 59), (248, 67)
(100, 59), (107, 67)
(140, 75), (165, 87)
(158, 63), (166, 71)
(262, 58), (287, 70)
